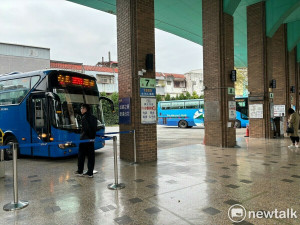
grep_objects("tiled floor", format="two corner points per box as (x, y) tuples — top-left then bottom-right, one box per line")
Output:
(1, 136), (300, 225)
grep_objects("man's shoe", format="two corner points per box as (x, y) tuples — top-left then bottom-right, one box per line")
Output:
(288, 144), (295, 148)
(83, 171), (93, 178)
(74, 171), (83, 176)
(296, 144), (299, 148)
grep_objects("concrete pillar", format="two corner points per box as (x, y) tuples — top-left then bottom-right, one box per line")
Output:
(247, 2), (272, 138)
(202, 0), (236, 147)
(116, 0), (157, 162)
(289, 48), (298, 111)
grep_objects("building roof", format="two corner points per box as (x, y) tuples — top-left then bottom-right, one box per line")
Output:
(0, 42), (50, 50)
(83, 65), (118, 73)
(50, 61), (83, 71)
(50, 61), (118, 73)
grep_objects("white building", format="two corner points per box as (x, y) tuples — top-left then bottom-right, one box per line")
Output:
(0, 42), (50, 74)
(155, 72), (187, 98)
(184, 69), (204, 96)
(84, 65), (118, 94)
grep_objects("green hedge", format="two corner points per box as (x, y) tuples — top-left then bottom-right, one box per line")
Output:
(100, 92), (119, 126)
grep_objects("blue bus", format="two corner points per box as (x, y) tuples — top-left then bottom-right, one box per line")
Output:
(157, 99), (204, 128)
(0, 70), (113, 160)
(158, 98), (249, 128)
(235, 97), (249, 128)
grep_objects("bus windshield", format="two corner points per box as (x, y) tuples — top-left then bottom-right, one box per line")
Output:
(48, 71), (103, 130)
(52, 88), (103, 130)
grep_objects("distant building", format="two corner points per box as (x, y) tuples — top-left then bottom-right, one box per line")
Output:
(96, 51), (118, 68)
(0, 42), (50, 74)
(50, 60), (118, 94)
(96, 60), (118, 68)
(83, 65), (118, 93)
(155, 72), (186, 98)
(184, 69), (204, 96)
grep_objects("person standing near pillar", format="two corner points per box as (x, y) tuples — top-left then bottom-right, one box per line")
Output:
(74, 104), (97, 178)
(287, 108), (300, 148)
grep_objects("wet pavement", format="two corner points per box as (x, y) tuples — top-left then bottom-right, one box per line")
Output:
(0, 126), (300, 225)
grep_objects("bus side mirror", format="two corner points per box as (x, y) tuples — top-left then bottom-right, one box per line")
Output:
(99, 96), (115, 112)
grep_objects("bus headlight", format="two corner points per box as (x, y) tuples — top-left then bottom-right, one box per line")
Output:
(58, 142), (76, 149)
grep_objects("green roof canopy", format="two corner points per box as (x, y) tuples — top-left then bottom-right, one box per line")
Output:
(68, 0), (300, 66)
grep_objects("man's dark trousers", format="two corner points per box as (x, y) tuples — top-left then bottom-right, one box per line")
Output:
(78, 142), (95, 175)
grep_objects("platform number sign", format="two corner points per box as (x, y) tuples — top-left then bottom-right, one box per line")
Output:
(140, 78), (156, 97)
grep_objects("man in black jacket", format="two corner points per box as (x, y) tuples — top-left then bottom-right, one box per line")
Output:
(75, 103), (97, 178)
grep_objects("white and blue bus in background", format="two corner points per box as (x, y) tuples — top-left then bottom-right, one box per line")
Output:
(0, 70), (113, 160)
(235, 97), (249, 128)
(157, 99), (204, 128)
(158, 97), (249, 128)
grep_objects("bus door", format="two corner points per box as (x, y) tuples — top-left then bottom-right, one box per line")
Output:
(28, 93), (50, 157)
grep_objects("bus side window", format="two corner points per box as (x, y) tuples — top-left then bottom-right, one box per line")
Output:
(200, 101), (204, 109)
(241, 108), (248, 119)
(161, 102), (171, 110)
(185, 101), (199, 109)
(172, 102), (184, 109)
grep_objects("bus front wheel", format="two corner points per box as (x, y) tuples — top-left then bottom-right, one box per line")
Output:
(4, 136), (19, 160)
(178, 120), (188, 128)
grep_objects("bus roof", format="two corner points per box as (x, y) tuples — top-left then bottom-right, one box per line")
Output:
(0, 69), (95, 81)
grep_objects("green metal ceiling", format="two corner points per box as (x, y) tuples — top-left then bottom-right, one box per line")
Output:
(67, 0), (300, 66)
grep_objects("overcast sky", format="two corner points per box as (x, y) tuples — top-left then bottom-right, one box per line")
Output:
(0, 0), (203, 74)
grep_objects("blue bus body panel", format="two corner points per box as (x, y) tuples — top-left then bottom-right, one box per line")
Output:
(0, 102), (31, 154)
(235, 97), (249, 128)
(158, 107), (204, 127)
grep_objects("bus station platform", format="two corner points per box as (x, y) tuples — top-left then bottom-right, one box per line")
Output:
(1, 131), (300, 225)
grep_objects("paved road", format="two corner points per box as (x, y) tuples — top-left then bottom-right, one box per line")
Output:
(106, 125), (246, 150)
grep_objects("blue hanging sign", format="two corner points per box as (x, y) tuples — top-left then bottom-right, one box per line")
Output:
(119, 97), (131, 124)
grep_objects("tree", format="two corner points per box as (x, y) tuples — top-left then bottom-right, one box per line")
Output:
(185, 91), (191, 99)
(156, 94), (163, 104)
(179, 93), (186, 100)
(100, 92), (119, 125)
(165, 94), (171, 101)
(192, 91), (199, 99)
(235, 67), (248, 97)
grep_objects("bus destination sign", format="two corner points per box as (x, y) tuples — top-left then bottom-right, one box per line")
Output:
(58, 74), (95, 88)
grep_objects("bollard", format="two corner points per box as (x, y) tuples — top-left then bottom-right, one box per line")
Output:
(3, 143), (29, 211)
(0, 148), (5, 178)
(130, 130), (138, 165)
(107, 136), (125, 190)
(244, 125), (249, 137)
